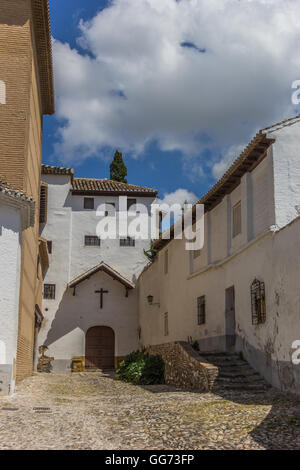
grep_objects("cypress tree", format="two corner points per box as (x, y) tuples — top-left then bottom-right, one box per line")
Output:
(110, 150), (128, 183)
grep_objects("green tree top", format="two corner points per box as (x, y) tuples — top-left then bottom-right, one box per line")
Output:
(110, 150), (128, 183)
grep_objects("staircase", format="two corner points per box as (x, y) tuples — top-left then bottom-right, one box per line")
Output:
(199, 352), (270, 392)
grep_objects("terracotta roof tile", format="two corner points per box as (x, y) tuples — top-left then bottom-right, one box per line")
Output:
(0, 181), (36, 227)
(72, 177), (157, 196)
(153, 114), (300, 251)
(42, 164), (74, 176)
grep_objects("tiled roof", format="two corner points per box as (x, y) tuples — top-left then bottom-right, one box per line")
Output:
(153, 114), (300, 251)
(68, 262), (135, 290)
(0, 181), (36, 227)
(0, 181), (35, 204)
(72, 177), (158, 196)
(42, 164), (74, 176)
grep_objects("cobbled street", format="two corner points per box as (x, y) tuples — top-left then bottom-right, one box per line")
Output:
(0, 372), (300, 450)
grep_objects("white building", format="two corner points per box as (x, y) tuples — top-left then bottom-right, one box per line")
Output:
(38, 165), (157, 371)
(0, 181), (35, 395)
(138, 117), (300, 395)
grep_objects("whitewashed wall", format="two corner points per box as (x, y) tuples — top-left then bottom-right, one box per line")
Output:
(0, 204), (22, 395)
(39, 174), (155, 370)
(138, 121), (300, 394)
(39, 270), (138, 371)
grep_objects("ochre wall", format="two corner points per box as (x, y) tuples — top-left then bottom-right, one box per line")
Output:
(0, 0), (44, 382)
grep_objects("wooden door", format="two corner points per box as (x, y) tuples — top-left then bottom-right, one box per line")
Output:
(85, 326), (115, 370)
(225, 286), (236, 352)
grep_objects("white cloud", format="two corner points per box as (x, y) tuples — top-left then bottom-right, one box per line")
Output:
(159, 188), (198, 207)
(157, 188), (198, 230)
(212, 143), (246, 179)
(53, 0), (300, 172)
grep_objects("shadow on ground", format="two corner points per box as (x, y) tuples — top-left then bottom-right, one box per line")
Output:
(103, 369), (300, 450)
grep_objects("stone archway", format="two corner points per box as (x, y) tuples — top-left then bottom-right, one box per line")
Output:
(85, 326), (115, 370)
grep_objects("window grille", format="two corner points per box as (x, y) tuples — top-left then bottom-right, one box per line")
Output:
(197, 296), (206, 325)
(120, 237), (135, 247)
(251, 279), (266, 325)
(85, 236), (101, 246)
(43, 284), (56, 300)
(232, 201), (242, 238)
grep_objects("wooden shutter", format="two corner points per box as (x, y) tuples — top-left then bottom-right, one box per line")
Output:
(40, 183), (48, 224)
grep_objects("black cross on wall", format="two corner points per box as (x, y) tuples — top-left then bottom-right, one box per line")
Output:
(95, 288), (109, 309)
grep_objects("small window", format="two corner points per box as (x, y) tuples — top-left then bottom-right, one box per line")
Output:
(120, 237), (135, 247)
(84, 197), (94, 210)
(193, 249), (201, 259)
(164, 250), (168, 274)
(85, 235), (101, 246)
(127, 198), (137, 211)
(43, 284), (55, 300)
(164, 312), (169, 336)
(197, 296), (206, 325)
(39, 183), (48, 223)
(251, 279), (266, 325)
(47, 241), (52, 254)
(232, 201), (242, 238)
(105, 202), (115, 217)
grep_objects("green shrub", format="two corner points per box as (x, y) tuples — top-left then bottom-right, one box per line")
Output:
(117, 350), (165, 385)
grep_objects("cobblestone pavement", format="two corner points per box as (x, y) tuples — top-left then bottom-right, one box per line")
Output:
(0, 372), (300, 450)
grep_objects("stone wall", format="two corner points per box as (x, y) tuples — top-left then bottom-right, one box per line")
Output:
(147, 342), (218, 391)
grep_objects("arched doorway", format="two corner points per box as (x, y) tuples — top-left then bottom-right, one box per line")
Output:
(85, 326), (115, 370)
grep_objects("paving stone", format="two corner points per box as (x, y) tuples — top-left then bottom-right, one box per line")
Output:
(0, 372), (299, 450)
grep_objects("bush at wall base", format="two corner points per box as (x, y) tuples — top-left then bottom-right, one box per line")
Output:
(117, 350), (165, 385)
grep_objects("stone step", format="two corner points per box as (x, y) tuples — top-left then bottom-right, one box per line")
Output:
(202, 358), (248, 367)
(200, 351), (240, 358)
(217, 375), (266, 385)
(214, 382), (269, 391)
(219, 369), (261, 378)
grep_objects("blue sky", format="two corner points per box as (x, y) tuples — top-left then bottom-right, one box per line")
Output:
(45, 0), (211, 201)
(45, 0), (300, 203)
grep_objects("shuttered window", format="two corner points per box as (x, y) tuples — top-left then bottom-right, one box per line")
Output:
(197, 296), (206, 325)
(232, 201), (242, 238)
(84, 197), (94, 210)
(39, 183), (48, 224)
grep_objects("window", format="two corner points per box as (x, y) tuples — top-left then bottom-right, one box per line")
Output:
(164, 312), (169, 336)
(193, 249), (201, 259)
(47, 241), (52, 254)
(85, 235), (101, 246)
(197, 296), (206, 325)
(127, 198), (137, 211)
(164, 250), (168, 274)
(232, 201), (242, 238)
(84, 197), (94, 210)
(251, 279), (266, 325)
(105, 202), (115, 217)
(120, 237), (135, 247)
(39, 183), (48, 223)
(43, 284), (55, 300)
